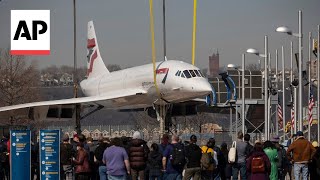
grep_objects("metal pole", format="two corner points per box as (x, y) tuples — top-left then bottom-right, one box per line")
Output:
(242, 54), (246, 134)
(230, 106), (233, 137)
(308, 32), (312, 141)
(294, 87), (298, 134)
(236, 105), (238, 136)
(282, 46), (286, 139)
(298, 10), (303, 131)
(291, 41), (294, 136)
(162, 0), (166, 61)
(275, 49), (279, 135)
(318, 25), (320, 143)
(265, 35), (269, 140)
(268, 53), (271, 135)
(73, 0), (81, 134)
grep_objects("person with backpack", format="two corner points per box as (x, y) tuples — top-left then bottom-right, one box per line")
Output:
(200, 138), (217, 180)
(263, 140), (278, 180)
(208, 138), (225, 180)
(162, 134), (185, 180)
(271, 135), (287, 180)
(231, 131), (248, 180)
(246, 140), (271, 180)
(183, 135), (202, 180)
(148, 143), (163, 180)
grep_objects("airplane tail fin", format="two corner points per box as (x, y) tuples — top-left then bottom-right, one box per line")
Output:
(86, 21), (109, 78)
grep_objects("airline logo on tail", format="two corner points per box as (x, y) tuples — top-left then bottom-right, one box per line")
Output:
(87, 38), (97, 76)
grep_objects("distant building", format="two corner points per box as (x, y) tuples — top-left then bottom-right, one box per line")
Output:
(208, 50), (220, 77)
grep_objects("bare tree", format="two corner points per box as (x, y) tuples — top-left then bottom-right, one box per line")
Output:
(130, 111), (158, 142)
(0, 48), (41, 124)
(0, 49), (40, 106)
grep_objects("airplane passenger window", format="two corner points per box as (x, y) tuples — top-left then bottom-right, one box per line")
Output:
(194, 70), (200, 77)
(181, 72), (185, 78)
(189, 70), (196, 77)
(183, 70), (191, 78)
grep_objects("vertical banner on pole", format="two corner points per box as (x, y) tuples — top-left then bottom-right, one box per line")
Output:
(10, 130), (31, 180)
(40, 129), (60, 180)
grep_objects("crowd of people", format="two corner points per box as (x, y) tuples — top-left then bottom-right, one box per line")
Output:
(0, 130), (320, 180)
(58, 130), (320, 180)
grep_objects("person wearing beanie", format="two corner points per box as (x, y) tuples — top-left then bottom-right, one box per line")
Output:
(60, 134), (75, 180)
(128, 131), (149, 180)
(286, 131), (316, 180)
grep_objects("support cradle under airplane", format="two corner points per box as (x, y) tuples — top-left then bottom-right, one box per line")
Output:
(0, 21), (221, 120)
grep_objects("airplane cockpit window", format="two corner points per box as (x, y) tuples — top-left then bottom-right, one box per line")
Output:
(181, 72), (185, 78)
(183, 70), (191, 78)
(177, 71), (181, 76)
(194, 70), (201, 77)
(189, 70), (196, 77)
(198, 70), (204, 77)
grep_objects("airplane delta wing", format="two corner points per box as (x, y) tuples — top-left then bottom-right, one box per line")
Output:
(0, 89), (147, 112)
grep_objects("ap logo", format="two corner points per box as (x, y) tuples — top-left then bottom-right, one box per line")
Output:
(11, 10), (50, 55)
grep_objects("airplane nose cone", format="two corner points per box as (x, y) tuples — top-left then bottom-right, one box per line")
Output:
(202, 81), (213, 94)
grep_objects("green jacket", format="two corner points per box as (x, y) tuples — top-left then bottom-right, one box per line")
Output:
(264, 147), (278, 180)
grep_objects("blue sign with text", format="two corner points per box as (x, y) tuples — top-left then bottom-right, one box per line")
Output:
(39, 129), (60, 180)
(10, 130), (31, 180)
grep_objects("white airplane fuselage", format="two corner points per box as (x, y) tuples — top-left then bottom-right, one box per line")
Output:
(80, 60), (212, 109)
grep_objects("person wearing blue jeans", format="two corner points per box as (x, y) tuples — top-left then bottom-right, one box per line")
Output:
(293, 163), (308, 180)
(232, 132), (247, 180)
(99, 165), (108, 180)
(232, 162), (246, 180)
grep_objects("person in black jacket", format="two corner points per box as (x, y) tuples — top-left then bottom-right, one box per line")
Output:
(183, 135), (202, 180)
(128, 131), (150, 180)
(60, 134), (75, 180)
(94, 137), (110, 180)
(148, 143), (163, 180)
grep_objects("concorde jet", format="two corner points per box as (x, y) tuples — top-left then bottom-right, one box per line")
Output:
(0, 21), (213, 119)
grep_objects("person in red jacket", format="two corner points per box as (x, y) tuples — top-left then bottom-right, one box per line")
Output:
(246, 141), (271, 180)
(73, 142), (91, 180)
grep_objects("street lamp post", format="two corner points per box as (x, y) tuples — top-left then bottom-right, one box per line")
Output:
(246, 35), (269, 140)
(276, 10), (303, 131)
(242, 54), (245, 134)
(308, 32), (312, 141)
(275, 49), (279, 135)
(282, 46), (286, 139)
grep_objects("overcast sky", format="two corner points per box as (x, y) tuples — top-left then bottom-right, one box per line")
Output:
(0, 0), (319, 70)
